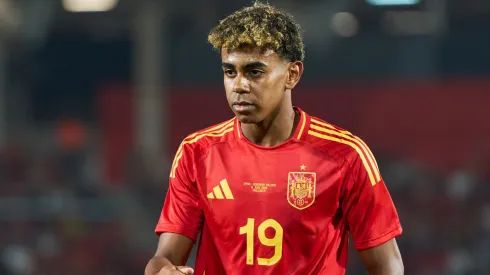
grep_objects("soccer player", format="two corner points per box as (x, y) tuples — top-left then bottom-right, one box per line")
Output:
(145, 2), (403, 275)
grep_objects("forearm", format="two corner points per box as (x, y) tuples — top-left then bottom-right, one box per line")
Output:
(360, 239), (404, 275)
(146, 232), (195, 274)
(368, 270), (403, 275)
(145, 255), (174, 275)
(367, 261), (404, 275)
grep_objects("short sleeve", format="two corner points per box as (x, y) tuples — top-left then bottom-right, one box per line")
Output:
(155, 143), (204, 242)
(341, 146), (402, 251)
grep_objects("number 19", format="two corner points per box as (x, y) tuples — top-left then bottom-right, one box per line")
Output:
(239, 218), (284, 266)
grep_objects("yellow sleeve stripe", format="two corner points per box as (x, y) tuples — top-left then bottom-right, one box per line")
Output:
(296, 110), (307, 139)
(311, 118), (380, 175)
(185, 118), (235, 140)
(308, 130), (377, 186)
(169, 119), (234, 178)
(356, 135), (380, 171)
(308, 129), (380, 186)
(170, 126), (234, 178)
(309, 121), (380, 183)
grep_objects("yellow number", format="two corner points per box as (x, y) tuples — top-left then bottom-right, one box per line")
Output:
(257, 219), (283, 266)
(239, 218), (255, 265)
(239, 218), (283, 266)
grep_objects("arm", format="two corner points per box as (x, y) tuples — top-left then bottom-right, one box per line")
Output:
(145, 233), (194, 275)
(359, 239), (404, 275)
(339, 138), (403, 273)
(146, 141), (203, 275)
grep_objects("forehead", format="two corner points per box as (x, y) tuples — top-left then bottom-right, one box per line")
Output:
(221, 46), (284, 65)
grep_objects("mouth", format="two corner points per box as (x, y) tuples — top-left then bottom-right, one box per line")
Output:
(232, 101), (256, 112)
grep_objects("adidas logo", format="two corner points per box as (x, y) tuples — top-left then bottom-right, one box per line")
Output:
(207, 179), (234, 200)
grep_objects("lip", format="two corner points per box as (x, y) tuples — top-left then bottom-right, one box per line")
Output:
(233, 101), (254, 106)
(232, 102), (256, 112)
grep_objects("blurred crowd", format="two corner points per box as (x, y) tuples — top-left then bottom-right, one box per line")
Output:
(1, 0), (489, 274)
(0, 129), (488, 275)
(0, 129), (164, 275)
(347, 154), (490, 275)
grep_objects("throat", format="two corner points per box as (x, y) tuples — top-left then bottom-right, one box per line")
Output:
(241, 108), (300, 147)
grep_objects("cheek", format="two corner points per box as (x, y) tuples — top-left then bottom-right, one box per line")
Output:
(223, 80), (233, 96)
(262, 74), (286, 99)
(268, 69), (287, 87)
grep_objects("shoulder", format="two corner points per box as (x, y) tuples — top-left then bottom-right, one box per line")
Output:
(305, 115), (381, 184)
(177, 117), (237, 154)
(169, 118), (236, 178)
(304, 115), (374, 164)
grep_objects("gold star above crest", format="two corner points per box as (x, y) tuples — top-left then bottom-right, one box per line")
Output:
(300, 164), (306, 170)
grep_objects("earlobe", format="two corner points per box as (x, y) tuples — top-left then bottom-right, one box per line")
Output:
(285, 76), (296, 90)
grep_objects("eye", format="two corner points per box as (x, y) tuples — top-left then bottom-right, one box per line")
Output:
(250, 70), (264, 77)
(224, 69), (236, 77)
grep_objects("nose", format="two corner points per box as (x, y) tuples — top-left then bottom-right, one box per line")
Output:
(233, 74), (250, 94)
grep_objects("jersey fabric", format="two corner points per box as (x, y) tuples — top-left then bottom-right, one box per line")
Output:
(156, 107), (402, 275)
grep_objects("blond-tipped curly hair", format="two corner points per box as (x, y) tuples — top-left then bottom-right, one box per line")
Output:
(208, 1), (305, 62)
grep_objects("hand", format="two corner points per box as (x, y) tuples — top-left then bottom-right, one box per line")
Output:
(157, 265), (194, 275)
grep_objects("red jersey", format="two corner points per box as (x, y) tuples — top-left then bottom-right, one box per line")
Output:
(156, 107), (402, 275)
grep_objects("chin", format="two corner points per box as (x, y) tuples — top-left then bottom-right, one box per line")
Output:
(235, 113), (261, 124)
(236, 115), (256, 124)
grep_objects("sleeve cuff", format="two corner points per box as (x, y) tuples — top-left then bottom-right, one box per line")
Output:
(155, 223), (198, 243)
(354, 226), (403, 251)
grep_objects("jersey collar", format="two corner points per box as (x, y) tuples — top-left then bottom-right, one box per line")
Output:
(234, 106), (311, 144)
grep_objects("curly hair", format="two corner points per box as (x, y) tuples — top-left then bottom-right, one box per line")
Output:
(208, 1), (305, 62)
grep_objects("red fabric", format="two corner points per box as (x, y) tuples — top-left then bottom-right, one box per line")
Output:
(99, 79), (490, 184)
(156, 108), (401, 275)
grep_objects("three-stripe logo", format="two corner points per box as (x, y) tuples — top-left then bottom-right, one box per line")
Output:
(207, 179), (234, 200)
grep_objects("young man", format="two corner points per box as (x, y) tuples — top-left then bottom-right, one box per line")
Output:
(145, 2), (403, 275)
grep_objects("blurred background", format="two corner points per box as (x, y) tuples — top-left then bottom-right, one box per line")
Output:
(0, 0), (489, 274)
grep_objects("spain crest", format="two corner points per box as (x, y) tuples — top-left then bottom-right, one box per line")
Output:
(287, 172), (316, 210)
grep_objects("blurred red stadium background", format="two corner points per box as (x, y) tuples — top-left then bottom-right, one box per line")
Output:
(100, 78), (490, 184)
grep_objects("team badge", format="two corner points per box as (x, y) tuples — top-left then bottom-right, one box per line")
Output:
(287, 172), (316, 210)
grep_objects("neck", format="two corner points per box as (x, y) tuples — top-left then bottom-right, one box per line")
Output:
(241, 101), (299, 147)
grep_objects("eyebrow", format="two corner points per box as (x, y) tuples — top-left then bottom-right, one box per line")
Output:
(222, 61), (268, 69)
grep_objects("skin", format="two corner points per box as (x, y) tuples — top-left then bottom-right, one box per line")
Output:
(145, 233), (194, 275)
(221, 45), (303, 147)
(145, 45), (404, 275)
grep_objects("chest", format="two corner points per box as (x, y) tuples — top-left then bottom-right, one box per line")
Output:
(196, 144), (344, 227)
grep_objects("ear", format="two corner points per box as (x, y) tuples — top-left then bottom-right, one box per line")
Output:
(285, 61), (304, 90)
